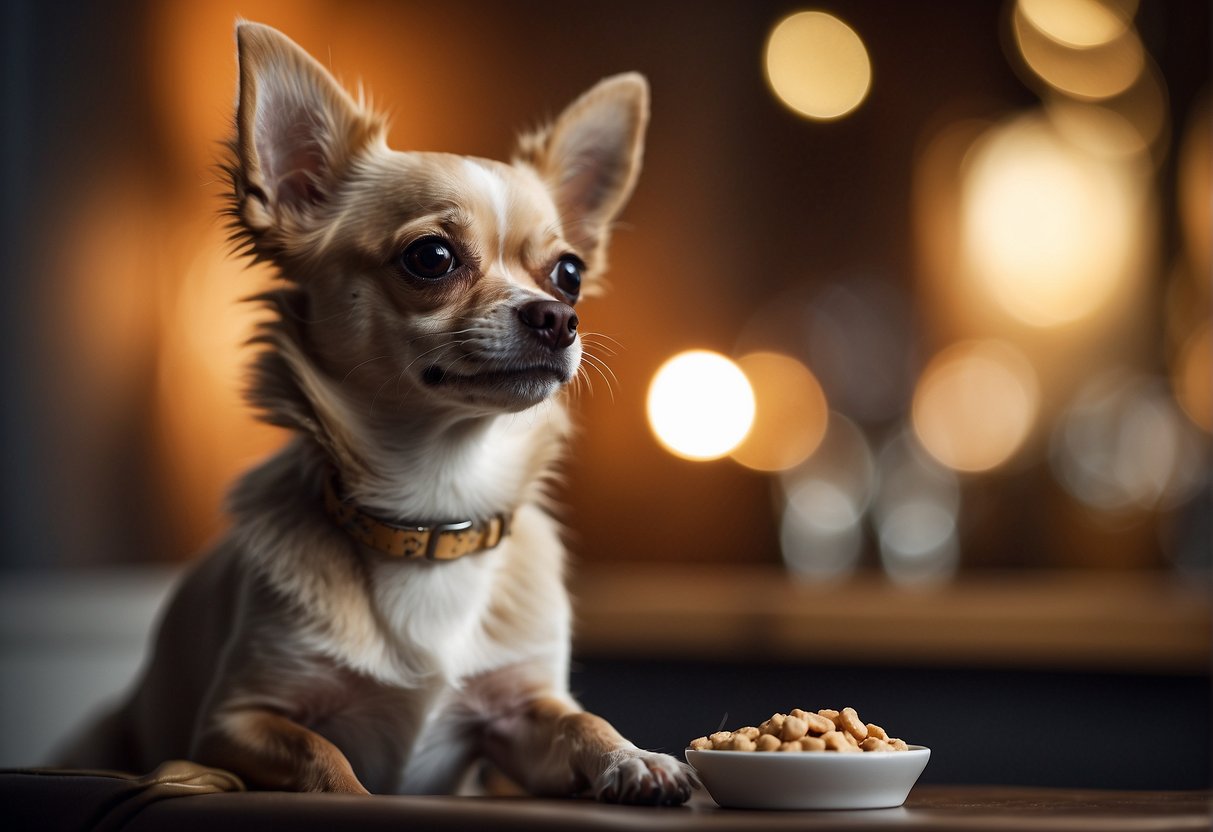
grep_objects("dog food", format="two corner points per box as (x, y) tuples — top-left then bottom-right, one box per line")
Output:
(688, 707), (910, 753)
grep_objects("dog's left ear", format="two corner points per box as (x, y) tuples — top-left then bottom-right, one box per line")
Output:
(516, 74), (649, 268)
(232, 22), (384, 238)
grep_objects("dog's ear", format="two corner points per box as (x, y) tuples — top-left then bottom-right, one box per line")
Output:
(516, 74), (649, 268)
(232, 22), (383, 236)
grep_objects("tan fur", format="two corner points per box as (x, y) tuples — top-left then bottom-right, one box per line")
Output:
(58, 21), (692, 805)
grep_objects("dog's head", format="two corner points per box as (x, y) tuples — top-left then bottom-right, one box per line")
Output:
(227, 22), (647, 432)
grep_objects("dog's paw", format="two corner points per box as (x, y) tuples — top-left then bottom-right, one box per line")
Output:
(593, 749), (697, 806)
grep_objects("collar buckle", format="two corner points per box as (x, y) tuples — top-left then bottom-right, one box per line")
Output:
(324, 469), (513, 561)
(424, 519), (474, 560)
(483, 514), (510, 550)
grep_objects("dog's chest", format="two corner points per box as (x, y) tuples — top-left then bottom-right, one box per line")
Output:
(310, 681), (482, 794)
(366, 546), (505, 683)
(310, 564), (502, 795)
(300, 673), (439, 793)
(289, 510), (570, 793)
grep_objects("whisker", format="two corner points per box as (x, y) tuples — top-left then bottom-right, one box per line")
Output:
(581, 349), (620, 391)
(388, 366), (412, 411)
(341, 354), (391, 385)
(405, 326), (481, 346)
(574, 364), (595, 399)
(580, 353), (615, 403)
(392, 342), (470, 405)
(579, 340), (618, 358)
(579, 331), (626, 352)
(403, 339), (472, 375)
(369, 372), (399, 417)
(455, 346), (491, 368)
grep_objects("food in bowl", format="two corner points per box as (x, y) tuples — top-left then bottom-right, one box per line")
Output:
(688, 706), (910, 753)
(685, 706), (929, 809)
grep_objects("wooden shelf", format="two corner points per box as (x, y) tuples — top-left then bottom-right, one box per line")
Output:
(567, 565), (1212, 673)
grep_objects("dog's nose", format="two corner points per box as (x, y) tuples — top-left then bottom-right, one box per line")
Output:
(518, 300), (579, 350)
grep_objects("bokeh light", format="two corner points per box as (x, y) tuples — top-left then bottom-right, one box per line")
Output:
(1052, 372), (1207, 512)
(764, 11), (871, 121)
(1013, 2), (1144, 101)
(912, 340), (1040, 473)
(1045, 99), (1149, 161)
(1017, 0), (1137, 49)
(960, 113), (1142, 327)
(873, 430), (962, 585)
(1174, 323), (1212, 433)
(156, 226), (285, 544)
(646, 350), (755, 461)
(731, 352), (829, 472)
(779, 413), (875, 580)
(736, 278), (916, 426)
(805, 278), (917, 424)
(61, 178), (161, 413)
(877, 502), (959, 584)
(1100, 56), (1172, 163)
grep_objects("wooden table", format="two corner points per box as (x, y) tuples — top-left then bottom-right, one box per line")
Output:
(123, 786), (1212, 831)
(5, 768), (1208, 831)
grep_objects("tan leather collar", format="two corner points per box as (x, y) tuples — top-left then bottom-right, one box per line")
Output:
(323, 472), (511, 560)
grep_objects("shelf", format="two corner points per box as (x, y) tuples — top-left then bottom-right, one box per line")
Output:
(567, 565), (1212, 673)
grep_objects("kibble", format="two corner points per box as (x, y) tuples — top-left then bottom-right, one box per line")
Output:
(689, 707), (912, 753)
(837, 707), (869, 741)
(780, 715), (808, 742)
(805, 712), (835, 735)
(728, 734), (757, 752)
(758, 713), (786, 738)
(799, 736), (827, 752)
(756, 733), (781, 752)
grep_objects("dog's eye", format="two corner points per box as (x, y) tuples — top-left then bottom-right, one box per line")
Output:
(401, 237), (458, 280)
(551, 255), (584, 301)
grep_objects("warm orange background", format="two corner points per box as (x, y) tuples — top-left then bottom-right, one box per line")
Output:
(6, 0), (1209, 572)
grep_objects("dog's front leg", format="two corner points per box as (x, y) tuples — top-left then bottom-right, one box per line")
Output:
(193, 707), (369, 794)
(486, 696), (694, 805)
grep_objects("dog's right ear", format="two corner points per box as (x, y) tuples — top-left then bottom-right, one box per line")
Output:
(232, 22), (383, 236)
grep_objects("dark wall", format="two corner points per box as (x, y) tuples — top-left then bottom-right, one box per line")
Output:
(572, 656), (1211, 790)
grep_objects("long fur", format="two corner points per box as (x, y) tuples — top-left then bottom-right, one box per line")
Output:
(58, 21), (692, 804)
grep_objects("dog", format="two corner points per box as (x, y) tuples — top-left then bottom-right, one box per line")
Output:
(60, 20), (694, 805)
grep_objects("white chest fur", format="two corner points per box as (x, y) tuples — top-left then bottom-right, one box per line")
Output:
(311, 507), (572, 794)
(369, 546), (505, 682)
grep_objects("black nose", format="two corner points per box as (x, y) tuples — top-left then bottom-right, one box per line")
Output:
(518, 300), (579, 350)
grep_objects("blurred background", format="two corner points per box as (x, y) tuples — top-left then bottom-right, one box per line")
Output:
(0, 0), (1209, 790)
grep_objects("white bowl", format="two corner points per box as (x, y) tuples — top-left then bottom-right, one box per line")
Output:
(685, 746), (930, 810)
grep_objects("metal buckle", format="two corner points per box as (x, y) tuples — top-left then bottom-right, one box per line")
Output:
(424, 519), (474, 560)
(482, 515), (509, 550)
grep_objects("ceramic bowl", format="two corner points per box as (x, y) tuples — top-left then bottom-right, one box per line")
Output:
(684, 746), (930, 810)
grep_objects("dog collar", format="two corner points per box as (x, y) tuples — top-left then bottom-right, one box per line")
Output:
(323, 472), (511, 561)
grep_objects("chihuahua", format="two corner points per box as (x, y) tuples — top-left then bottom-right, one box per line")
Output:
(61, 21), (693, 804)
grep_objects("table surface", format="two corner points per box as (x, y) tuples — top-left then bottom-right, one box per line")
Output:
(122, 785), (1211, 832)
